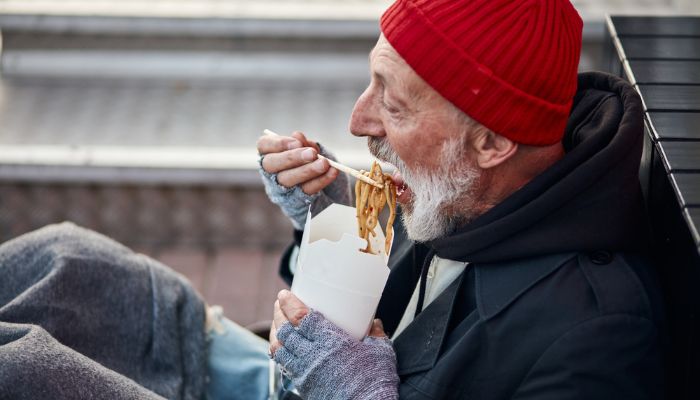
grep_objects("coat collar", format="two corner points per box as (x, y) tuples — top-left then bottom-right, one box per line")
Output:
(376, 242), (429, 335)
(475, 252), (576, 319)
(388, 252), (575, 376)
(392, 270), (465, 376)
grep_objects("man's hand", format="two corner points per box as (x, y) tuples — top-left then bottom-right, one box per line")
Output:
(269, 290), (399, 400)
(269, 290), (387, 355)
(269, 289), (310, 356)
(257, 131), (338, 195)
(257, 131), (351, 230)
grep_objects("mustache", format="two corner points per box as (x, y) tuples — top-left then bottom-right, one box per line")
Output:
(367, 137), (402, 168)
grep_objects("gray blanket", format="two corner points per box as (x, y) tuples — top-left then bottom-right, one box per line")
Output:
(0, 223), (207, 399)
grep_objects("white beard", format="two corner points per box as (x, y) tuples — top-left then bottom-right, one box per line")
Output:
(368, 136), (480, 242)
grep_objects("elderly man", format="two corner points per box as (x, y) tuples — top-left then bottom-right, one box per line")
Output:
(258, 0), (664, 398)
(0, 0), (663, 399)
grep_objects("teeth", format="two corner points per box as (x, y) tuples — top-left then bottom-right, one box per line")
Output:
(390, 169), (407, 197)
(395, 181), (407, 196)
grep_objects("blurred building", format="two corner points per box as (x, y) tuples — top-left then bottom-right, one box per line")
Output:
(0, 0), (698, 326)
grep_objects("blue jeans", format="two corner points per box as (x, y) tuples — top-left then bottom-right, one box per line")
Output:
(206, 310), (271, 400)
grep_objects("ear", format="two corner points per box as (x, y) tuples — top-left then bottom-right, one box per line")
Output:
(471, 131), (518, 169)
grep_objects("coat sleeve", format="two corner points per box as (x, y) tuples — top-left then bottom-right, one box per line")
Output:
(512, 314), (663, 400)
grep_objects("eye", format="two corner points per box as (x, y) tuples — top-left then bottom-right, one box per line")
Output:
(382, 100), (400, 115)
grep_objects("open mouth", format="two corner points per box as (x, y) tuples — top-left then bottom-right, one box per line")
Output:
(367, 136), (411, 204)
(391, 169), (411, 204)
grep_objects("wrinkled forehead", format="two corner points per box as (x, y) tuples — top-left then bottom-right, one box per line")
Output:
(368, 35), (435, 103)
(369, 35), (408, 75)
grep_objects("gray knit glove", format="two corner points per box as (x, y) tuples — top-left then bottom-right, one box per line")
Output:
(273, 310), (399, 400)
(258, 146), (352, 230)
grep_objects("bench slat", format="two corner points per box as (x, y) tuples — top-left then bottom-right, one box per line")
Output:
(612, 16), (700, 37)
(638, 85), (700, 111)
(657, 141), (700, 172)
(647, 112), (700, 140)
(619, 37), (700, 60)
(630, 61), (700, 85)
(671, 173), (700, 207)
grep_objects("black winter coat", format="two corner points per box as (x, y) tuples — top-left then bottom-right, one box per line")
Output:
(280, 72), (665, 399)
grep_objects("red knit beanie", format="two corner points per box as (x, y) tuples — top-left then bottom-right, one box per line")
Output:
(380, 0), (583, 146)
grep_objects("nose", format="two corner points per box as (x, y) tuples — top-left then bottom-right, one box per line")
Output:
(349, 86), (385, 138)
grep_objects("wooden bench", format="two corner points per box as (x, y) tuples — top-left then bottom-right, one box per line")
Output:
(606, 15), (700, 400)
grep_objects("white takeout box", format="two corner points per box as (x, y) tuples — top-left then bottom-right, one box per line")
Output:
(291, 204), (392, 340)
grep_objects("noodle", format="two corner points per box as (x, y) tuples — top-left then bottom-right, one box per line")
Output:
(355, 161), (396, 255)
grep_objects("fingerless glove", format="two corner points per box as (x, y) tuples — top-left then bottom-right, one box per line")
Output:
(273, 311), (399, 400)
(258, 146), (351, 230)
